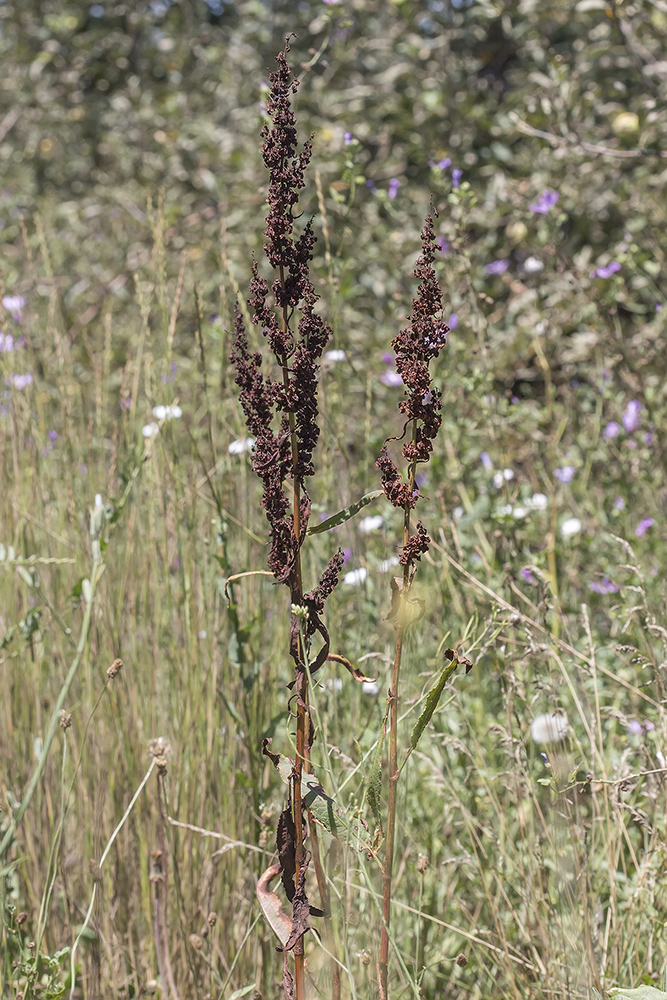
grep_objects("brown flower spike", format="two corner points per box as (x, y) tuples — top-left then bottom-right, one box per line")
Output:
(377, 211), (449, 564)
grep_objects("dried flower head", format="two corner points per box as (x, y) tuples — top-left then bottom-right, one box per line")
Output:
(229, 40), (342, 676)
(107, 657), (123, 680)
(377, 211), (449, 563)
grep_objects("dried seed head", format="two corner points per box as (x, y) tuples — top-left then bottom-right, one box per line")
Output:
(16, 911), (27, 926)
(59, 711), (72, 729)
(148, 736), (171, 772)
(107, 657), (123, 680)
(207, 911), (217, 928)
(456, 952), (468, 967)
(417, 854), (429, 873)
(377, 210), (449, 546)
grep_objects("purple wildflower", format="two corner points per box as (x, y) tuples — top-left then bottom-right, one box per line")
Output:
(381, 369), (403, 387)
(382, 352), (395, 366)
(0, 332), (15, 353)
(48, 430), (58, 441)
(595, 261), (621, 279)
(614, 497), (625, 510)
(657, 303), (663, 312)
(436, 236), (449, 254)
(388, 177), (400, 199)
(603, 421), (620, 439)
(5, 373), (33, 389)
(485, 259), (509, 276)
(589, 576), (619, 594)
(554, 466), (575, 484)
(437, 157), (451, 169)
(626, 719), (643, 735)
(452, 168), (462, 188)
(365, 179), (377, 194)
(529, 189), (559, 214)
(448, 312), (459, 329)
(622, 400), (642, 433)
(520, 567), (537, 585)
(344, 131), (353, 145)
(2, 295), (26, 321)
(635, 517), (655, 537)
(480, 451), (493, 470)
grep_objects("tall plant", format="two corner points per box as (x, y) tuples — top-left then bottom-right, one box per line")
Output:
(231, 41), (460, 1000)
(229, 40), (344, 1000)
(375, 214), (450, 998)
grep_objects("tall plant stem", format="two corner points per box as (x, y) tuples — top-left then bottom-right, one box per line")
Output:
(279, 264), (307, 1000)
(379, 430), (418, 1000)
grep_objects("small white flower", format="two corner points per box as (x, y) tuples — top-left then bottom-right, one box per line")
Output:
(493, 468), (514, 488)
(512, 506), (528, 519)
(379, 556), (400, 572)
(327, 677), (343, 692)
(531, 712), (569, 744)
(152, 404), (182, 420)
(657, 750), (666, 768)
(228, 437), (256, 455)
(499, 504), (513, 516)
(362, 681), (379, 697)
(528, 492), (548, 510)
(94, 493), (104, 509)
(324, 349), (347, 362)
(142, 422), (160, 438)
(358, 515), (384, 534)
(524, 256), (544, 274)
(197, 630), (207, 639)
(453, 506), (464, 520)
(343, 567), (367, 586)
(560, 517), (582, 538)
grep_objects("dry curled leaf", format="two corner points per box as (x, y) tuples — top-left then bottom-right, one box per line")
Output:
(256, 863), (292, 948)
(327, 653), (377, 685)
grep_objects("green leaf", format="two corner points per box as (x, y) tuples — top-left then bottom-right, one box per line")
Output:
(228, 985), (257, 1000)
(261, 740), (373, 853)
(302, 772), (373, 853)
(306, 490), (385, 535)
(367, 724), (386, 832)
(409, 655), (461, 753)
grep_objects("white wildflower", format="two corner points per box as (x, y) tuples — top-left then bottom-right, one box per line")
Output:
(358, 515), (384, 534)
(228, 437), (256, 455)
(531, 712), (569, 744)
(560, 517), (582, 538)
(324, 349), (347, 361)
(362, 681), (379, 697)
(343, 567), (368, 586)
(142, 422), (160, 438)
(152, 404), (182, 420)
(379, 556), (400, 572)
